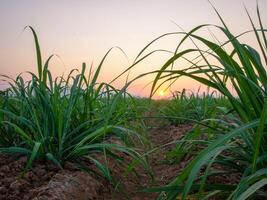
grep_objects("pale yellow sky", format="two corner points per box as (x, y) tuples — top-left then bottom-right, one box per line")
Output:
(0, 0), (266, 97)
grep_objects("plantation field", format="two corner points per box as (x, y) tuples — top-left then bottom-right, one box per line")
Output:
(0, 97), (235, 200)
(1, 4), (267, 200)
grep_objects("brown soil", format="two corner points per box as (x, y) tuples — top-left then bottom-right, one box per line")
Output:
(0, 123), (240, 200)
(101, 123), (194, 200)
(0, 154), (108, 200)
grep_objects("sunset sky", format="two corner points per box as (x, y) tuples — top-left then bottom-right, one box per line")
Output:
(0, 0), (266, 97)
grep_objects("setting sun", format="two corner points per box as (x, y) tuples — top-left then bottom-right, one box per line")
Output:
(159, 90), (165, 96)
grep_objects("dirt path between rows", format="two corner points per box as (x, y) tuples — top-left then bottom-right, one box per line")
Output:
(102, 124), (194, 200)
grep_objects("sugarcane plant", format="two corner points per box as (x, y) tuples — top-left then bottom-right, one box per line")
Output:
(0, 27), (148, 182)
(148, 4), (267, 200)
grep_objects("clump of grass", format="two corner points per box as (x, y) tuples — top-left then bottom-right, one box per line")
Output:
(0, 27), (148, 182)
(148, 3), (267, 200)
(160, 88), (231, 125)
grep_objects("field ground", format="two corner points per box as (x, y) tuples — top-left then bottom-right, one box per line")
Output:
(0, 120), (241, 200)
(0, 122), (194, 200)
